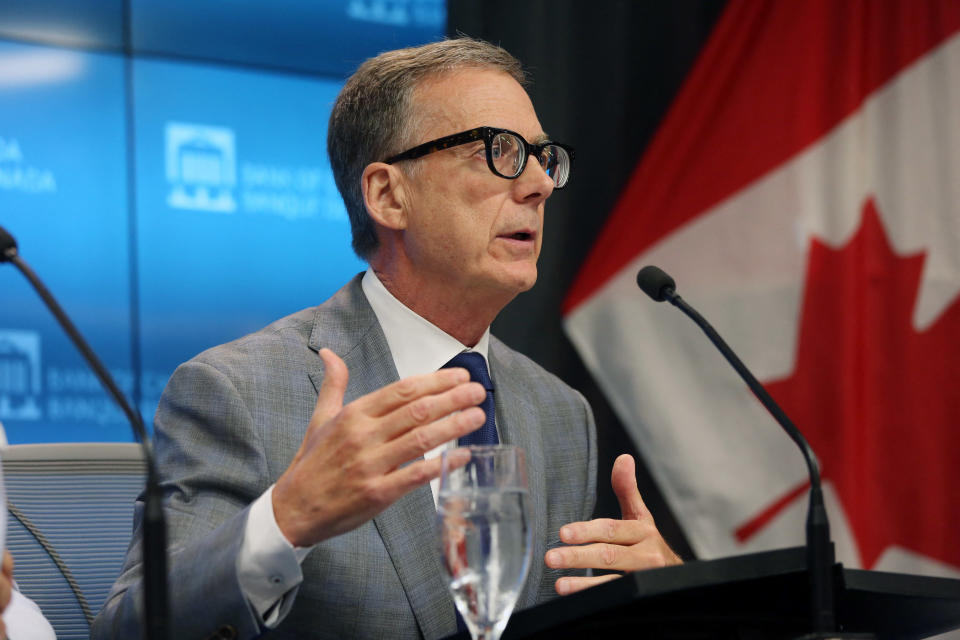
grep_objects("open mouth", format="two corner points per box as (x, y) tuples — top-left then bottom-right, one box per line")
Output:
(504, 231), (534, 241)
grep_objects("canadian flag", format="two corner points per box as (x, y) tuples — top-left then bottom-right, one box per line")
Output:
(564, 0), (960, 583)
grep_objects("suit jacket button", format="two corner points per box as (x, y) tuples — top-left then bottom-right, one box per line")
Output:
(214, 625), (237, 639)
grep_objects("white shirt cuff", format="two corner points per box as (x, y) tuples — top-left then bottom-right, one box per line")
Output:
(237, 485), (313, 626)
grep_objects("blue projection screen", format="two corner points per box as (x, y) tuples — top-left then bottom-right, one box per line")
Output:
(0, 41), (131, 443)
(0, 2), (444, 444)
(134, 59), (364, 421)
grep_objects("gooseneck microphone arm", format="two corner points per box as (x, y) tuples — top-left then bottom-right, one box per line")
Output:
(1, 226), (168, 640)
(636, 265), (836, 635)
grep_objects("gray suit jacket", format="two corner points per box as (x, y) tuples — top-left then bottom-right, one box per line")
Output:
(93, 275), (597, 639)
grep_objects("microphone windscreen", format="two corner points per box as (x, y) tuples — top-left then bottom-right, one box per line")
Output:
(0, 225), (17, 261)
(636, 265), (676, 302)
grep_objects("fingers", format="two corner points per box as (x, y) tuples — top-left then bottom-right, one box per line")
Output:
(386, 447), (472, 498)
(342, 357), (487, 454)
(381, 407), (486, 469)
(339, 362), (485, 444)
(546, 540), (670, 572)
(554, 573), (621, 596)
(310, 350), (485, 452)
(381, 374), (485, 439)
(2, 550), (12, 580)
(611, 454), (648, 521)
(312, 348), (350, 426)
(356, 365), (474, 419)
(559, 518), (648, 546)
(545, 454), (682, 595)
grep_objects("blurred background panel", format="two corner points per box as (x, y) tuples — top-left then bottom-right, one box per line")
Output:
(133, 58), (363, 420)
(130, 0), (446, 76)
(0, 0), (447, 443)
(0, 40), (131, 443)
(0, 0), (123, 50)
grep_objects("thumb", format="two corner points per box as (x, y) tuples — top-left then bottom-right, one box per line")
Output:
(311, 348), (349, 425)
(611, 454), (647, 521)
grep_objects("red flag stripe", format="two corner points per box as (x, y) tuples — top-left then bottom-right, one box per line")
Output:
(563, 0), (960, 314)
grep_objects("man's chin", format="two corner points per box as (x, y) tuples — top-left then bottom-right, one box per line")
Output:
(469, 262), (538, 300)
(503, 265), (538, 295)
(517, 273), (537, 293)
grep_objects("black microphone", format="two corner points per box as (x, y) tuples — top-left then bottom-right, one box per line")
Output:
(636, 264), (676, 302)
(0, 226), (17, 260)
(1, 225), (168, 640)
(636, 265), (838, 637)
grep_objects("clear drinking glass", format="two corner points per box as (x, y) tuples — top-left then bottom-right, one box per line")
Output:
(438, 445), (533, 640)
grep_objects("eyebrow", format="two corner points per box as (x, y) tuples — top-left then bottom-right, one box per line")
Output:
(532, 132), (550, 144)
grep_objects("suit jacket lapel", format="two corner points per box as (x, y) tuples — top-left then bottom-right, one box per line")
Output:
(489, 341), (548, 612)
(373, 488), (456, 639)
(307, 276), (457, 639)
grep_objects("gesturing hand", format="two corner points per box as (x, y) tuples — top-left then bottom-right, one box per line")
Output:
(546, 454), (682, 595)
(273, 348), (487, 548)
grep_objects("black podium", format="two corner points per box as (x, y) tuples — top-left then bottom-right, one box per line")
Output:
(484, 547), (960, 639)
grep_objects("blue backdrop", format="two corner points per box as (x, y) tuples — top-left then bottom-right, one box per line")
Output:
(0, 0), (445, 443)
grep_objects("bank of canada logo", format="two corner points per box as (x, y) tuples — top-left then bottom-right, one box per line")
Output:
(0, 135), (57, 194)
(165, 122), (237, 213)
(0, 330), (41, 420)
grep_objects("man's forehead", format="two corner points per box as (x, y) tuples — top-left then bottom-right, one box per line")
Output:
(411, 68), (545, 141)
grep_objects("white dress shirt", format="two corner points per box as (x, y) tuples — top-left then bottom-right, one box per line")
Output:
(4, 588), (58, 640)
(237, 268), (494, 625)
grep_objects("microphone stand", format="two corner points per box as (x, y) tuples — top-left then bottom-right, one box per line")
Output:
(637, 266), (846, 637)
(662, 289), (835, 635)
(2, 231), (168, 640)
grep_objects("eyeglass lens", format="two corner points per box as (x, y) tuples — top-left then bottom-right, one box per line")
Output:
(491, 133), (523, 177)
(490, 132), (570, 188)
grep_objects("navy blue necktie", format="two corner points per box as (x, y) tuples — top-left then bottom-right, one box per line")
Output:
(443, 351), (498, 447)
(442, 352), (498, 635)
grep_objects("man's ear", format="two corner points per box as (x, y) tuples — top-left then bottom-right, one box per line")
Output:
(361, 162), (407, 230)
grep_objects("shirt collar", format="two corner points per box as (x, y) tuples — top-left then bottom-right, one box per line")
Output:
(361, 268), (491, 380)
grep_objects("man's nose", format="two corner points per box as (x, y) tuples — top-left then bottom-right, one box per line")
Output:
(514, 154), (556, 202)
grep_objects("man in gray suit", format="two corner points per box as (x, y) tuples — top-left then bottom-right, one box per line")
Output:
(95, 38), (680, 639)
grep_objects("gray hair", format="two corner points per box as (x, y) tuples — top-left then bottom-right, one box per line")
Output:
(328, 37), (527, 260)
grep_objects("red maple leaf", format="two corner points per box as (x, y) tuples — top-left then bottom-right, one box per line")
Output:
(734, 199), (960, 569)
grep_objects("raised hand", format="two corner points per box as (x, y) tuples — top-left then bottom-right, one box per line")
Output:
(546, 454), (682, 595)
(273, 348), (487, 547)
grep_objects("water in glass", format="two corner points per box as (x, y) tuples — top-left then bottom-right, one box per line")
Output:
(438, 446), (532, 640)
